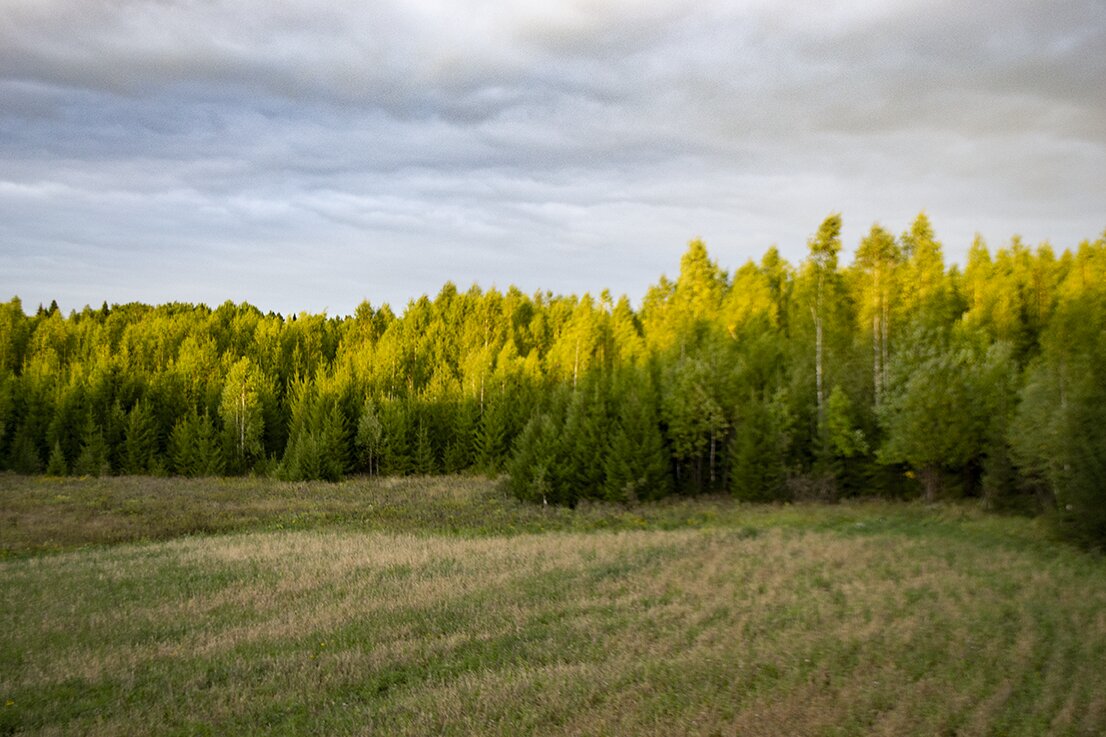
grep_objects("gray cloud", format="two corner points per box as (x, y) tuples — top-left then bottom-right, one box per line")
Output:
(1, 0), (1104, 314)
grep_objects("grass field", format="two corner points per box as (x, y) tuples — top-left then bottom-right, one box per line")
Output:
(2, 474), (1105, 736)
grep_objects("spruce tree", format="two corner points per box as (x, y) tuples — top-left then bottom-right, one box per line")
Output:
(169, 409), (224, 477)
(46, 441), (68, 476)
(473, 399), (507, 473)
(603, 381), (670, 502)
(443, 399), (477, 473)
(561, 376), (610, 501)
(731, 392), (793, 502)
(192, 410), (225, 477)
(318, 402), (348, 480)
(508, 413), (560, 504)
(377, 399), (412, 476)
(9, 425), (42, 474)
(124, 400), (159, 475)
(413, 421), (436, 475)
(168, 413), (197, 477)
(74, 416), (109, 477)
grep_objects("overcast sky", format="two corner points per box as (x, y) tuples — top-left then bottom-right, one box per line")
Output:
(2, 0), (1104, 315)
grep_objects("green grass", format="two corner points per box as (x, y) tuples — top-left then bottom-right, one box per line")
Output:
(0, 473), (1058, 558)
(2, 474), (1104, 735)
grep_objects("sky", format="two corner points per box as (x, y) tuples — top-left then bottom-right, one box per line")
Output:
(2, 0), (1104, 316)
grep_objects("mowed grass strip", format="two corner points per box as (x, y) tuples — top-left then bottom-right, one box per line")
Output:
(3, 522), (1105, 736)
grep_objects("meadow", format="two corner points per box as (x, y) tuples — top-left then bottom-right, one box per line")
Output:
(2, 473), (1104, 736)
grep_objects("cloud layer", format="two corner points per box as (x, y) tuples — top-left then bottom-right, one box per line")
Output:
(2, 0), (1104, 313)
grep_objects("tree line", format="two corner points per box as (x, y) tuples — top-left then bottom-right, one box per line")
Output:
(1, 213), (1104, 545)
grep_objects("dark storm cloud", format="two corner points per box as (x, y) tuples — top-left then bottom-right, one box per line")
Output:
(1, 0), (1104, 314)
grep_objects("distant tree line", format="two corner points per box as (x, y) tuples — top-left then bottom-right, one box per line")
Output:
(1, 213), (1104, 545)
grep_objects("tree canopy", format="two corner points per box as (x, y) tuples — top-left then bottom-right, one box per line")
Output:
(2, 215), (1105, 546)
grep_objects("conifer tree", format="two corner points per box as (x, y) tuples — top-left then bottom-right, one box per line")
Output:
(105, 401), (127, 474)
(899, 213), (951, 331)
(560, 377), (609, 499)
(190, 410), (225, 477)
(74, 416), (109, 477)
(9, 424), (43, 474)
(377, 398), (412, 476)
(603, 376), (670, 502)
(168, 413), (197, 476)
(443, 399), (477, 473)
(46, 381), (86, 470)
(508, 412), (561, 504)
(661, 351), (728, 491)
(46, 441), (68, 476)
(123, 400), (159, 475)
(730, 391), (793, 501)
(169, 409), (224, 477)
(413, 421), (436, 475)
(473, 398), (508, 473)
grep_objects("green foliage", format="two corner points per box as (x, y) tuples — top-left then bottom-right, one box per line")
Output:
(0, 372), (11, 449)
(413, 421), (436, 475)
(45, 441), (68, 476)
(730, 392), (793, 502)
(877, 331), (973, 500)
(124, 400), (159, 475)
(168, 409), (225, 477)
(0, 216), (1103, 549)
(74, 417), (109, 477)
(507, 411), (561, 504)
(825, 385), (867, 460)
(473, 399), (508, 473)
(1011, 287), (1106, 546)
(219, 357), (266, 473)
(376, 399), (411, 476)
(9, 422), (44, 474)
(661, 349), (729, 491)
(560, 378), (610, 496)
(603, 379), (670, 502)
(280, 391), (348, 482)
(442, 400), (477, 473)
(354, 397), (384, 475)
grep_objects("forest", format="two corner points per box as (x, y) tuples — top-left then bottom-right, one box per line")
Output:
(1, 213), (1104, 546)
